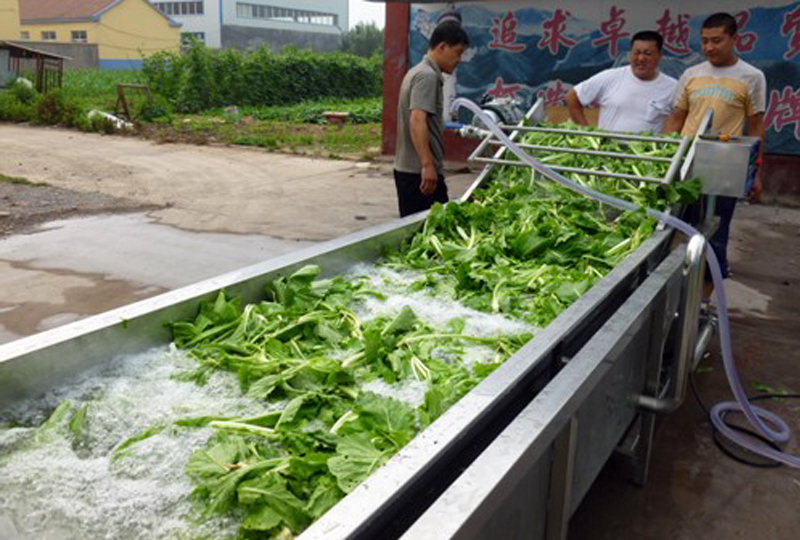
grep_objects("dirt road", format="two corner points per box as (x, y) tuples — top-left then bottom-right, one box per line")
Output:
(0, 124), (476, 342)
(0, 125), (474, 241)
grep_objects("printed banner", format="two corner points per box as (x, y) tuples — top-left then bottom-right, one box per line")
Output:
(410, 1), (800, 155)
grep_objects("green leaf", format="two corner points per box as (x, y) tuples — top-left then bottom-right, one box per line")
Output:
(381, 305), (417, 336)
(355, 393), (416, 449)
(277, 395), (307, 428)
(305, 476), (345, 519)
(327, 433), (389, 493)
(242, 504), (283, 531)
(238, 475), (311, 532)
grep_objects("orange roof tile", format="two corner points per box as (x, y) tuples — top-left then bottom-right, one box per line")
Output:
(20, 0), (122, 22)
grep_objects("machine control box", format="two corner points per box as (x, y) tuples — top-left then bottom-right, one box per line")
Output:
(693, 135), (761, 198)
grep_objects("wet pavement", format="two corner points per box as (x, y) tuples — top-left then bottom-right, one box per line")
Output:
(569, 204), (800, 540)
(0, 213), (312, 343)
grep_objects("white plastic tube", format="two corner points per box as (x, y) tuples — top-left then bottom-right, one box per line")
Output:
(452, 97), (800, 468)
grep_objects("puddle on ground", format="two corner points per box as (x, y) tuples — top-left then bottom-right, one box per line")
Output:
(0, 213), (314, 344)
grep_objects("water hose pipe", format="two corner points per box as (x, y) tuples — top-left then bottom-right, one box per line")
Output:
(451, 97), (799, 469)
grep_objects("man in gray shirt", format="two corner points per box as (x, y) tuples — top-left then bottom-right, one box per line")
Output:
(394, 21), (470, 217)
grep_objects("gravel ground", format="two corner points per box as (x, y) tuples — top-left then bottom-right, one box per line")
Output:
(0, 181), (159, 236)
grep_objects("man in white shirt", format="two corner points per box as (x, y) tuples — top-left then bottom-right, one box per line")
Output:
(566, 31), (677, 133)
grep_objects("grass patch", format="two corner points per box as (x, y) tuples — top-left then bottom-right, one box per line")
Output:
(0, 173), (47, 186)
(200, 97), (382, 125)
(144, 118), (382, 158)
(2, 69), (383, 159)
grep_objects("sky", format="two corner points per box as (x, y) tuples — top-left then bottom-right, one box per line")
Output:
(349, 0), (386, 29)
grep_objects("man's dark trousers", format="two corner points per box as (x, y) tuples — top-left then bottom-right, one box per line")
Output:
(393, 170), (449, 217)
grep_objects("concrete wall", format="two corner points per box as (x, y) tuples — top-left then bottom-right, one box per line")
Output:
(98, 0), (180, 66)
(149, 0), (223, 49)
(17, 41), (99, 70)
(221, 25), (342, 52)
(0, 0), (21, 40)
(222, 0), (348, 35)
(21, 0), (179, 68)
(156, 0), (348, 50)
(762, 155), (800, 208)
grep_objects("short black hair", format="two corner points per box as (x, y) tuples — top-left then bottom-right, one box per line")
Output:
(702, 12), (738, 36)
(429, 21), (470, 50)
(631, 31), (664, 52)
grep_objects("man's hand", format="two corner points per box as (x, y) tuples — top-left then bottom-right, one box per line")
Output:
(565, 89), (590, 126)
(748, 174), (763, 203)
(420, 163), (438, 195)
(662, 107), (688, 134)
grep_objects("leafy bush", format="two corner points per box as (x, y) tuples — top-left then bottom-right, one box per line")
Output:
(143, 42), (382, 113)
(341, 22), (384, 58)
(0, 92), (35, 122)
(34, 90), (69, 125)
(9, 80), (37, 105)
(240, 97), (382, 124)
(139, 94), (174, 122)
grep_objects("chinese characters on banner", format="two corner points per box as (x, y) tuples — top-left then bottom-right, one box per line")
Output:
(766, 86), (800, 139)
(489, 12), (526, 52)
(487, 77), (523, 100)
(537, 80), (570, 107)
(538, 9), (576, 54)
(735, 10), (758, 53)
(592, 7), (630, 60)
(655, 9), (691, 55)
(781, 5), (800, 59)
(409, 2), (800, 154)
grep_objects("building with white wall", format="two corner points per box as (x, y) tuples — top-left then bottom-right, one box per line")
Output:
(150, 0), (348, 51)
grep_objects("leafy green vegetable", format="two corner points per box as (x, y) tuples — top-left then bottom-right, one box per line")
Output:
(156, 122), (698, 538)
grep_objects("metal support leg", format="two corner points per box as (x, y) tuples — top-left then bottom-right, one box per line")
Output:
(546, 415), (578, 540)
(632, 411), (657, 486)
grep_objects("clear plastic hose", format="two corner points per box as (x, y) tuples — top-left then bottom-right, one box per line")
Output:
(452, 97), (800, 468)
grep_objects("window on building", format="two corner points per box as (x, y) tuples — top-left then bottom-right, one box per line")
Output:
(153, 1), (204, 17)
(235, 3), (338, 26)
(181, 32), (206, 46)
(71, 30), (88, 43)
(20, 31), (30, 40)
(41, 31), (57, 41)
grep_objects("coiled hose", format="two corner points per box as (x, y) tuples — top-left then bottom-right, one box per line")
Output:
(452, 97), (799, 468)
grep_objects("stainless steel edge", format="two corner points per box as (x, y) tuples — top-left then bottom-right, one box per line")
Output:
(298, 229), (671, 540)
(398, 246), (687, 540)
(461, 98), (544, 202)
(471, 157), (665, 183)
(638, 234), (706, 412)
(680, 109), (714, 181)
(500, 125), (682, 144)
(0, 213), (428, 407)
(663, 136), (692, 185)
(484, 141), (674, 163)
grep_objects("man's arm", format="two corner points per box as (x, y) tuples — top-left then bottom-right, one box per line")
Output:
(565, 88), (590, 126)
(662, 107), (688, 134)
(409, 108), (438, 195)
(746, 112), (765, 203)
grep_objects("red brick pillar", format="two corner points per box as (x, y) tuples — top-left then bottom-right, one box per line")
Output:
(381, 2), (410, 156)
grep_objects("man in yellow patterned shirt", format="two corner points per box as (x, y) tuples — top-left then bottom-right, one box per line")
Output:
(663, 12), (766, 291)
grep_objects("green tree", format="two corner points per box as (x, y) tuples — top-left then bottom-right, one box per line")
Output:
(341, 22), (384, 58)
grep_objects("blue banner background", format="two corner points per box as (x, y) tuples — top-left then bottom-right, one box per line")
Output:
(410, 2), (800, 155)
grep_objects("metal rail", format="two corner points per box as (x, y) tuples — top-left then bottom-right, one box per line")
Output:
(471, 156), (666, 184)
(496, 125), (682, 144)
(483, 140), (674, 163)
(680, 109), (714, 181)
(663, 136), (692, 185)
(468, 99), (545, 163)
(638, 234), (706, 413)
(461, 98), (545, 201)
(466, 101), (692, 188)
